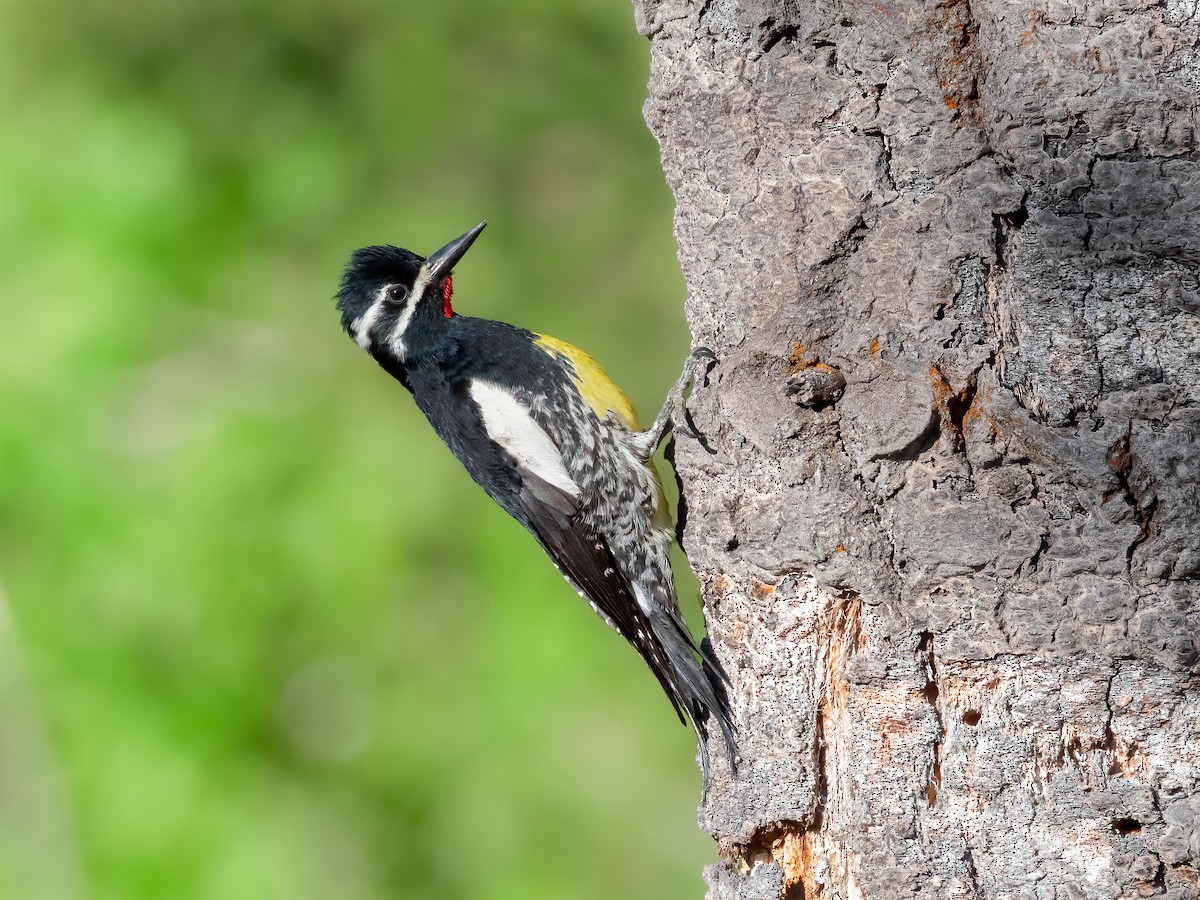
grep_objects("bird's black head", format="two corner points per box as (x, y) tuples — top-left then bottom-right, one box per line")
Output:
(335, 222), (486, 362)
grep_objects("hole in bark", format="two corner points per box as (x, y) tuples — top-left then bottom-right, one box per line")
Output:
(726, 537), (739, 551)
(897, 559), (907, 570)
(1112, 817), (1142, 835)
(943, 374), (979, 443)
(962, 709), (981, 726)
(759, 18), (798, 53)
(1005, 206), (1029, 229)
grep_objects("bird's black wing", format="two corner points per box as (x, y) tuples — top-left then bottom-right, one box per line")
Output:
(515, 471), (689, 726)
(437, 369), (690, 725)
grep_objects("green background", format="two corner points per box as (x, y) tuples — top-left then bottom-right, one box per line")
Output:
(0, 2), (713, 898)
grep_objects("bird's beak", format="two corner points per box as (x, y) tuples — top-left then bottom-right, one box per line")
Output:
(426, 221), (487, 281)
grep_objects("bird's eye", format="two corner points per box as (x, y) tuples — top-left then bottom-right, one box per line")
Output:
(386, 284), (410, 304)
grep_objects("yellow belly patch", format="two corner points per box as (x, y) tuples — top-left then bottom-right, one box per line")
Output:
(534, 333), (640, 430)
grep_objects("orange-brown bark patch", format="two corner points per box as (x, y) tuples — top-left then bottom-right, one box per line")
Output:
(750, 578), (777, 599)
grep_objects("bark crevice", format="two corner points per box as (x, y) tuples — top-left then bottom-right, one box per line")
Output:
(637, 0), (1200, 895)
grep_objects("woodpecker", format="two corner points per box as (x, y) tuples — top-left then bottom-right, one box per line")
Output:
(335, 222), (736, 778)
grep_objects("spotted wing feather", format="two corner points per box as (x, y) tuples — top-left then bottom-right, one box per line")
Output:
(516, 470), (689, 726)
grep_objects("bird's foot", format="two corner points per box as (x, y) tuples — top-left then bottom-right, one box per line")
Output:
(634, 347), (718, 458)
(671, 348), (717, 439)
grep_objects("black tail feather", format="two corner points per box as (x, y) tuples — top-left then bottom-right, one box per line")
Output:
(651, 609), (738, 780)
(698, 634), (732, 687)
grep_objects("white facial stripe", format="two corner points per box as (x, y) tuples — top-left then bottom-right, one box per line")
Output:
(468, 380), (580, 498)
(353, 286), (390, 350)
(389, 264), (434, 360)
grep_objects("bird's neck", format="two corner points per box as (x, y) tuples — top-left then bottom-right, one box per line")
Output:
(373, 349), (412, 391)
(372, 310), (458, 389)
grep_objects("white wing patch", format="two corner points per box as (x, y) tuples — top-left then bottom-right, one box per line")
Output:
(468, 380), (580, 498)
(631, 578), (655, 615)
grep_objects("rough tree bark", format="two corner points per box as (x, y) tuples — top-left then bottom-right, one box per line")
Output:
(631, 0), (1200, 897)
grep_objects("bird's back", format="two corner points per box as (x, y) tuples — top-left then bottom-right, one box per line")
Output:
(527, 333), (640, 432)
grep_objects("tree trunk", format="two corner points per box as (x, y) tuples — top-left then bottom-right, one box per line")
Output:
(632, 0), (1200, 896)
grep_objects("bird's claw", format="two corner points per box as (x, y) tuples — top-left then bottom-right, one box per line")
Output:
(673, 347), (719, 440)
(689, 346), (718, 375)
(637, 348), (720, 458)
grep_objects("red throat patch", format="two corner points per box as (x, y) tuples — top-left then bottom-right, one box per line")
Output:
(442, 277), (454, 318)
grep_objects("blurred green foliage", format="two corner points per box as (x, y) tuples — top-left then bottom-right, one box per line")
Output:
(0, 1), (713, 898)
